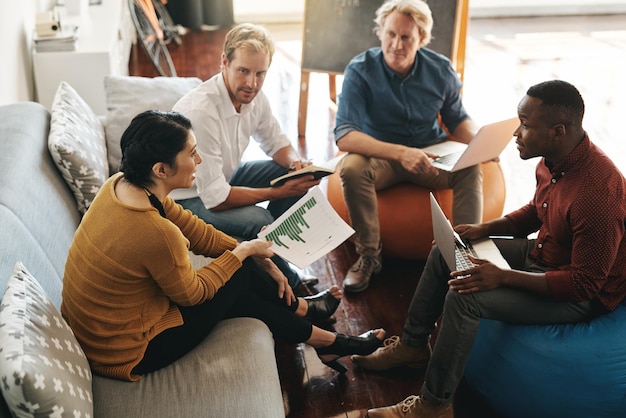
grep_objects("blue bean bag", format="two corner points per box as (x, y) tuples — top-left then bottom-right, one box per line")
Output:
(464, 302), (626, 418)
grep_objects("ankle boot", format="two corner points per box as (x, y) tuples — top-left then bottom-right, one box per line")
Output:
(366, 395), (453, 418)
(352, 335), (431, 371)
(304, 288), (341, 322)
(315, 329), (384, 373)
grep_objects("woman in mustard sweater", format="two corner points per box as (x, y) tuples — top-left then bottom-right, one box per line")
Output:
(61, 110), (384, 381)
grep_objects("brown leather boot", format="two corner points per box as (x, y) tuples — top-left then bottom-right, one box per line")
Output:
(343, 255), (382, 293)
(351, 336), (431, 371)
(366, 395), (453, 418)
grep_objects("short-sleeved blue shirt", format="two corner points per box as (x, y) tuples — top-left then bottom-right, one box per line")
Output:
(334, 47), (469, 148)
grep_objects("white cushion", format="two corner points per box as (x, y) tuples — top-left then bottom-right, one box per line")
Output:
(0, 262), (93, 418)
(48, 81), (108, 215)
(103, 75), (202, 173)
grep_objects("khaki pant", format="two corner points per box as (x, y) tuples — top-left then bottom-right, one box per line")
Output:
(339, 153), (483, 257)
(405, 239), (596, 405)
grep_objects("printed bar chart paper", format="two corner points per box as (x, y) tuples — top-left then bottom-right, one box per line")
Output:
(257, 186), (355, 268)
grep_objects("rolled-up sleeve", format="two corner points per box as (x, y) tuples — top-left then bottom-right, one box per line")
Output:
(334, 65), (369, 141)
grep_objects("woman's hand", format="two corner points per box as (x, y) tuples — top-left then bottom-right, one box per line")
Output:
(254, 257), (296, 306)
(231, 237), (296, 305)
(231, 238), (275, 262)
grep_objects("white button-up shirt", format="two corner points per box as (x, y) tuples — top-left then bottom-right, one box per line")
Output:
(170, 73), (291, 208)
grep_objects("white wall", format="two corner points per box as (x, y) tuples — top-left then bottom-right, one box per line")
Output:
(470, 0), (626, 17)
(233, 0), (626, 22)
(2, 0), (625, 105)
(234, 0), (303, 23)
(0, 0), (56, 106)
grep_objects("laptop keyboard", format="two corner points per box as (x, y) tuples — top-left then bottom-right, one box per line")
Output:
(434, 151), (464, 166)
(455, 241), (478, 270)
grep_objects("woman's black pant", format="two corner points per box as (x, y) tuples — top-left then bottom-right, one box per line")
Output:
(133, 259), (313, 374)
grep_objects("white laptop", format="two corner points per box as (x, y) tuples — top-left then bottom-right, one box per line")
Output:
(422, 117), (518, 172)
(429, 193), (510, 271)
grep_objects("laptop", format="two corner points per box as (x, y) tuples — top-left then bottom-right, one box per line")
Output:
(422, 117), (518, 172)
(429, 193), (510, 271)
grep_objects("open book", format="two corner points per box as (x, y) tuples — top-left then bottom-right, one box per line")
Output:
(269, 154), (345, 187)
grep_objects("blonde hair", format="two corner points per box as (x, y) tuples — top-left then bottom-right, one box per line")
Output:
(374, 0), (433, 48)
(223, 23), (275, 64)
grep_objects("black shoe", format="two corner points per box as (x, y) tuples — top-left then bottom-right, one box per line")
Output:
(290, 263), (320, 287)
(304, 288), (341, 322)
(316, 330), (384, 373)
(301, 276), (319, 286)
(294, 283), (314, 297)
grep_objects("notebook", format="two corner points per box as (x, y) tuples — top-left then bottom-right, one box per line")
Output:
(422, 117), (518, 172)
(429, 193), (510, 271)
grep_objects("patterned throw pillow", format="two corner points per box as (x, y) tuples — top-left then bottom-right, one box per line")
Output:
(0, 262), (93, 418)
(103, 75), (202, 174)
(48, 81), (109, 216)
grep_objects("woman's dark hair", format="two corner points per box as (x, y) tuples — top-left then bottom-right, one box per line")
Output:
(526, 80), (585, 129)
(119, 110), (192, 188)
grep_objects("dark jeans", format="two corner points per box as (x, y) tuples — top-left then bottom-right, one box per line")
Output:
(133, 259), (312, 375)
(401, 238), (598, 405)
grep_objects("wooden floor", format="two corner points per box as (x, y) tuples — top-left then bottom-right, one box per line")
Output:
(128, 14), (626, 417)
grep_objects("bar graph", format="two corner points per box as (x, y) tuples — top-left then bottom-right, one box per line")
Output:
(258, 187), (355, 268)
(264, 196), (316, 248)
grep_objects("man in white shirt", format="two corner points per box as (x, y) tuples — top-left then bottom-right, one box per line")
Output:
(172, 23), (324, 297)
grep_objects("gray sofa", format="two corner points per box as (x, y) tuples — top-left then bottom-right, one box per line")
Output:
(0, 101), (285, 417)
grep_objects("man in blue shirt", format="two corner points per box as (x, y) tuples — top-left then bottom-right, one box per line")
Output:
(335, 0), (482, 293)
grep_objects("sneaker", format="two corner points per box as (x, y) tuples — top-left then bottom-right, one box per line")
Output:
(351, 336), (431, 371)
(343, 255), (382, 293)
(366, 395), (453, 418)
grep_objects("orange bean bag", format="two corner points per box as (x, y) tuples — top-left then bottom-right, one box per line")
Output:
(326, 161), (506, 260)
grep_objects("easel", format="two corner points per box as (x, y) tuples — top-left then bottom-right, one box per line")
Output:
(297, 0), (469, 142)
(297, 70), (338, 139)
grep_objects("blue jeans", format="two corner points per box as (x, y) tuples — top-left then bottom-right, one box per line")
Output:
(177, 160), (305, 288)
(401, 238), (598, 405)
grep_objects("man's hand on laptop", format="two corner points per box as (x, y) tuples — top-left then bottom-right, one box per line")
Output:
(454, 223), (489, 241)
(399, 147), (439, 175)
(448, 257), (503, 294)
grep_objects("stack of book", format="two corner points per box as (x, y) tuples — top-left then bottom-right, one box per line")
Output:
(33, 25), (78, 52)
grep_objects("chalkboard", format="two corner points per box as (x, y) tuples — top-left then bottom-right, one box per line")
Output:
(301, 0), (461, 74)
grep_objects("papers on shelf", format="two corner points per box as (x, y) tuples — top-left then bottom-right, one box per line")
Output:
(33, 24), (78, 52)
(258, 186), (355, 269)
